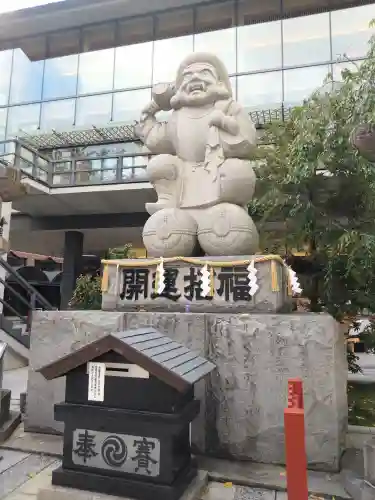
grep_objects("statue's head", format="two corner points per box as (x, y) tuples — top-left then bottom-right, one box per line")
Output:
(171, 52), (232, 109)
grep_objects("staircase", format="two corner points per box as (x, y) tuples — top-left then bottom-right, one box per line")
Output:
(0, 158), (54, 369)
(0, 256), (55, 369)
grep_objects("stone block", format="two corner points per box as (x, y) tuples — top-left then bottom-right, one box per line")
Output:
(205, 313), (347, 471)
(0, 388), (10, 425)
(0, 409), (21, 443)
(102, 256), (292, 313)
(125, 312), (347, 471)
(0, 388), (20, 443)
(25, 311), (125, 434)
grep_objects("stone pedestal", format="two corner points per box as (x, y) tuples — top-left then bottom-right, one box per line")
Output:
(26, 311), (347, 471)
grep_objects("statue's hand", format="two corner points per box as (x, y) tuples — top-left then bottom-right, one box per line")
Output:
(209, 110), (239, 136)
(209, 110), (226, 129)
(141, 100), (161, 118)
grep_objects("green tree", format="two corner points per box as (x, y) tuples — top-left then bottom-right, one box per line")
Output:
(250, 22), (375, 371)
(69, 244), (132, 310)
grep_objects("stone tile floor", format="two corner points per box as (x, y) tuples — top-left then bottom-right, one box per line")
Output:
(0, 449), (343, 500)
(202, 483), (338, 499)
(0, 428), (351, 499)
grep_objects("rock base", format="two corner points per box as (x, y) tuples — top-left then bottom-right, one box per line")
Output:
(26, 311), (347, 472)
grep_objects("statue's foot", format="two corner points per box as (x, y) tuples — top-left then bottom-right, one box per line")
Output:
(196, 203), (259, 256)
(143, 208), (198, 257)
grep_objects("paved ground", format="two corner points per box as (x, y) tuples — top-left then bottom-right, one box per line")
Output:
(0, 450), (58, 499)
(0, 454), (330, 500)
(0, 441), (351, 499)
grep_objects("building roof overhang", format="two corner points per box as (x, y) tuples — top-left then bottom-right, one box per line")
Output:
(0, 0), (213, 57)
(16, 106), (292, 151)
(0, 0), (370, 60)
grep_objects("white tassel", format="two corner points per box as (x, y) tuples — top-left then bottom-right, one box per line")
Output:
(247, 260), (259, 296)
(289, 267), (302, 295)
(156, 258), (166, 295)
(200, 264), (211, 297)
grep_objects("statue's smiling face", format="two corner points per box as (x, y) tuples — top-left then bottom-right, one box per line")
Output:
(170, 59), (231, 109)
(180, 63), (218, 99)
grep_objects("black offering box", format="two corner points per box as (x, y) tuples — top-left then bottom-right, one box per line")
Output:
(38, 328), (215, 500)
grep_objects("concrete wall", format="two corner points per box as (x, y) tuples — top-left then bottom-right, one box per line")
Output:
(25, 311), (348, 471)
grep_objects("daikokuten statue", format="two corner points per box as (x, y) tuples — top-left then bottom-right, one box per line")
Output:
(137, 52), (259, 256)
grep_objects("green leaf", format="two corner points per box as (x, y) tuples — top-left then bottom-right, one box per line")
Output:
(250, 20), (375, 373)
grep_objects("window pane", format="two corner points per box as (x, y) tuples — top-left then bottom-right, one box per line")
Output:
(0, 108), (7, 140)
(40, 100), (75, 131)
(153, 35), (193, 84)
(7, 104), (40, 136)
(0, 50), (13, 106)
(43, 54), (78, 100)
(194, 28), (236, 75)
(76, 94), (112, 127)
(78, 49), (114, 94)
(238, 72), (282, 110)
(331, 5), (375, 60)
(10, 49), (43, 104)
(282, 13), (330, 67)
(114, 43), (153, 89)
(113, 88), (151, 123)
(283, 65), (330, 105)
(237, 22), (282, 73)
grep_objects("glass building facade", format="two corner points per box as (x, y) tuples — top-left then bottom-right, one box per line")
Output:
(0, 1), (374, 187)
(0, 2), (373, 140)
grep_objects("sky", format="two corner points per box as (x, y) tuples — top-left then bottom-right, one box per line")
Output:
(0, 0), (63, 14)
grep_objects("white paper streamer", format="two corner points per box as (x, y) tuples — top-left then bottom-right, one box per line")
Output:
(156, 257), (166, 295)
(200, 264), (211, 297)
(289, 267), (302, 295)
(247, 260), (259, 296)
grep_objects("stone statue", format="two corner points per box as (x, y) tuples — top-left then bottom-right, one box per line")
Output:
(136, 52), (259, 256)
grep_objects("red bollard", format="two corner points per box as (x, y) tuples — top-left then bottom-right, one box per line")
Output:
(284, 378), (308, 500)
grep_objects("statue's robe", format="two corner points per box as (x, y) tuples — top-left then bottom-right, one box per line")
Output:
(139, 99), (257, 208)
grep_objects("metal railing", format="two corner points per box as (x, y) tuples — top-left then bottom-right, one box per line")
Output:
(0, 139), (150, 188)
(0, 256), (55, 348)
(0, 105), (295, 190)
